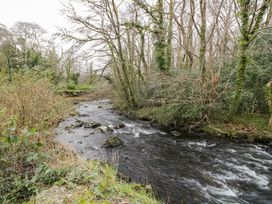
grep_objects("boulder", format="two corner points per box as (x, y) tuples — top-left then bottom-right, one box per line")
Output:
(102, 136), (124, 148)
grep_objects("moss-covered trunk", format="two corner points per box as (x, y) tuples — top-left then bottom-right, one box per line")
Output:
(233, 0), (269, 113)
(154, 0), (166, 71)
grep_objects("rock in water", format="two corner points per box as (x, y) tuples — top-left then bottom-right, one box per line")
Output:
(83, 122), (101, 129)
(66, 120), (84, 129)
(99, 125), (114, 133)
(74, 120), (84, 128)
(102, 136), (124, 148)
(79, 114), (90, 117)
(114, 122), (126, 129)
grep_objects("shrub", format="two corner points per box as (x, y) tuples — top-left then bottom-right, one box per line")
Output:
(0, 73), (70, 132)
(130, 71), (209, 126)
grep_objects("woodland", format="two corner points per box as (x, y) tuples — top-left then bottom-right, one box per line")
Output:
(0, 0), (272, 203)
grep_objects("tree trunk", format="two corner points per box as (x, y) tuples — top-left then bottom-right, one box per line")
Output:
(233, 0), (250, 112)
(199, 0), (207, 82)
(154, 0), (166, 71)
(165, 0), (174, 71)
(233, 0), (269, 113)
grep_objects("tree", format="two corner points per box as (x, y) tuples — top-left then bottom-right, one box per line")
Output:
(1, 41), (17, 82)
(11, 22), (46, 48)
(153, 0), (167, 71)
(11, 22), (46, 68)
(165, 0), (175, 70)
(199, 0), (207, 81)
(61, 0), (138, 107)
(0, 24), (17, 81)
(233, 0), (271, 113)
(133, 0), (168, 71)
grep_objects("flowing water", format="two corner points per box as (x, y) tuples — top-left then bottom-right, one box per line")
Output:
(56, 100), (272, 204)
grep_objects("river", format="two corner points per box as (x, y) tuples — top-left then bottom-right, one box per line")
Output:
(56, 100), (272, 204)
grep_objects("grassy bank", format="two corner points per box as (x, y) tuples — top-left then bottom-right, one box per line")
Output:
(0, 73), (159, 204)
(126, 105), (272, 143)
(202, 114), (272, 143)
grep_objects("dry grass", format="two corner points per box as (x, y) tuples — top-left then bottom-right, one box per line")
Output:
(0, 74), (71, 133)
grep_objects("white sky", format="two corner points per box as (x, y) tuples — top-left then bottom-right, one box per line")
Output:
(0, 0), (69, 34)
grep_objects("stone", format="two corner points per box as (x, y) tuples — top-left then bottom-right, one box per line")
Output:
(99, 125), (114, 133)
(79, 114), (90, 117)
(171, 131), (181, 137)
(114, 122), (126, 129)
(102, 136), (124, 148)
(74, 120), (84, 128)
(83, 122), (101, 129)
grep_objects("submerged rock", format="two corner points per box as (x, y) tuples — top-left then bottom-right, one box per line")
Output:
(66, 120), (102, 130)
(114, 122), (126, 129)
(79, 114), (90, 117)
(83, 122), (93, 128)
(102, 136), (124, 148)
(171, 131), (181, 137)
(83, 122), (101, 129)
(65, 120), (84, 130)
(74, 120), (84, 128)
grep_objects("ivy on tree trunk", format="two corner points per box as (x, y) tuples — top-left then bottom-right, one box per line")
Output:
(233, 0), (269, 113)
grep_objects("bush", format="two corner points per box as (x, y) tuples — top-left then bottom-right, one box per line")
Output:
(0, 73), (72, 203)
(0, 73), (70, 132)
(157, 74), (206, 125)
(0, 130), (86, 203)
(128, 71), (209, 126)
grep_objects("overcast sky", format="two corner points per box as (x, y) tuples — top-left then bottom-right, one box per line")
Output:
(0, 0), (68, 34)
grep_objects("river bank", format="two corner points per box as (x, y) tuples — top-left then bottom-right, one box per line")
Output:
(119, 105), (272, 145)
(0, 77), (159, 204)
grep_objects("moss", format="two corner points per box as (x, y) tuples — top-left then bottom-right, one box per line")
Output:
(202, 113), (272, 142)
(57, 83), (95, 97)
(102, 136), (124, 148)
(29, 162), (160, 204)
